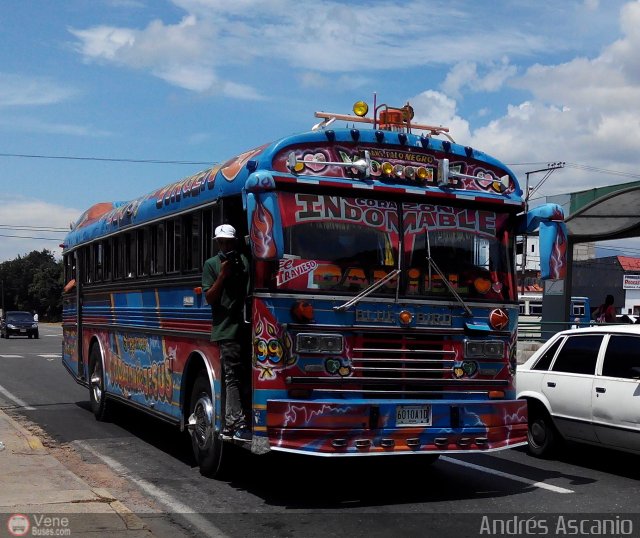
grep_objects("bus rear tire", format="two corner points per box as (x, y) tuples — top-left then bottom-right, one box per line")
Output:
(188, 373), (228, 478)
(89, 345), (110, 421)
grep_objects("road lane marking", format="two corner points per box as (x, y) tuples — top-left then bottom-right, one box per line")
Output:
(38, 354), (61, 360)
(0, 383), (36, 411)
(441, 456), (574, 494)
(76, 441), (228, 538)
(0, 355), (23, 358)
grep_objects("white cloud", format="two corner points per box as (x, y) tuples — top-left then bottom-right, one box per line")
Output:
(402, 0), (640, 197)
(69, 0), (554, 96)
(441, 58), (517, 98)
(0, 198), (80, 262)
(0, 73), (78, 106)
(0, 116), (112, 137)
(409, 90), (471, 142)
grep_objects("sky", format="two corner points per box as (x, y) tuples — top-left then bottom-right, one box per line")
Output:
(2, 0), (640, 261)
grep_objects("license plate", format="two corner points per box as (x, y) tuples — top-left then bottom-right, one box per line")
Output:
(19, 329), (26, 333)
(396, 405), (432, 426)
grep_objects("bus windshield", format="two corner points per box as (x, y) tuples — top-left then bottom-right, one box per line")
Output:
(403, 203), (515, 302)
(260, 193), (514, 302)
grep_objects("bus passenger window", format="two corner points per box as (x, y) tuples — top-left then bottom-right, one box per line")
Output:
(125, 232), (136, 278)
(201, 203), (221, 262)
(166, 219), (181, 273)
(103, 240), (112, 281)
(113, 236), (124, 279)
(137, 228), (150, 277)
(94, 243), (103, 282)
(183, 214), (201, 271)
(151, 223), (165, 275)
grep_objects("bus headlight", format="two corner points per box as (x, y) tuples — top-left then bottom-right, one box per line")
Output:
(296, 333), (344, 354)
(464, 340), (504, 358)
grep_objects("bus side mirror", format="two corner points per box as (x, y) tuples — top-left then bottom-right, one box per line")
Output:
(517, 204), (567, 280)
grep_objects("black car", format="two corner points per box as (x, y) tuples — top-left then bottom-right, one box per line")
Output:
(0, 311), (39, 339)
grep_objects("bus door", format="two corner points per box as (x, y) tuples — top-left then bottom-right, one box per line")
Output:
(61, 249), (84, 380)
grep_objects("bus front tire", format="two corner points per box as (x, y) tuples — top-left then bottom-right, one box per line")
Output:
(89, 345), (110, 421)
(188, 373), (227, 478)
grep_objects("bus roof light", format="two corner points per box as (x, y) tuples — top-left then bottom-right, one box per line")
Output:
(398, 132), (407, 145)
(375, 130), (385, 143)
(325, 130), (335, 142)
(353, 101), (369, 117)
(350, 129), (360, 141)
(420, 135), (430, 148)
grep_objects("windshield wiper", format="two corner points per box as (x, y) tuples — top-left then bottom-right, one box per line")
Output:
(423, 226), (473, 317)
(333, 269), (401, 312)
(425, 256), (473, 317)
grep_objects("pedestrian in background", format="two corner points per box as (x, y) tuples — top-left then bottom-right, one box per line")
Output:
(593, 294), (615, 323)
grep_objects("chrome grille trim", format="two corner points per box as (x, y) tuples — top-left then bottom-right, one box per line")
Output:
(352, 348), (455, 355)
(287, 377), (508, 386)
(353, 358), (455, 364)
(352, 367), (452, 373)
(311, 389), (489, 395)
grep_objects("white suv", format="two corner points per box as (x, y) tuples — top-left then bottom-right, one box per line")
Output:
(517, 325), (640, 457)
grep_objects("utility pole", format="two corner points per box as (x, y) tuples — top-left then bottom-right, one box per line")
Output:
(520, 162), (565, 295)
(1, 279), (4, 317)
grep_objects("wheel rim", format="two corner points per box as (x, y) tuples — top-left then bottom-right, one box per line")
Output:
(90, 361), (103, 404)
(530, 419), (547, 448)
(191, 396), (214, 450)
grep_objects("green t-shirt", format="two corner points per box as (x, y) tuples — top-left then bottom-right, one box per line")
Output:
(202, 252), (250, 342)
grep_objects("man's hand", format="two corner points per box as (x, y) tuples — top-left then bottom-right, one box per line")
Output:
(219, 259), (232, 279)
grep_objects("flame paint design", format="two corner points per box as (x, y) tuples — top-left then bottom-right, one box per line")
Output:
(550, 224), (567, 279)
(250, 198), (277, 259)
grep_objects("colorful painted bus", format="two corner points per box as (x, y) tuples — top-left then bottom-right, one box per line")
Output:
(62, 99), (567, 477)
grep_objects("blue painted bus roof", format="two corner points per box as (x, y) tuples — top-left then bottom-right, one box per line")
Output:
(63, 128), (523, 251)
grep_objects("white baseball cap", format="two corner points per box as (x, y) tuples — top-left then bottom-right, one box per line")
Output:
(214, 224), (236, 239)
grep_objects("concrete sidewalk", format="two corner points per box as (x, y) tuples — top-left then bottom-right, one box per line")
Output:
(0, 409), (155, 537)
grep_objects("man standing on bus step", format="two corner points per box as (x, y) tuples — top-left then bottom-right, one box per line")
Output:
(202, 224), (252, 442)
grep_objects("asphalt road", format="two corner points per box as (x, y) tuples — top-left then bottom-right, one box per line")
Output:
(1, 325), (639, 537)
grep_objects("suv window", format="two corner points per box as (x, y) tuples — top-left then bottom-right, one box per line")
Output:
(551, 335), (603, 375)
(602, 335), (640, 379)
(532, 337), (564, 371)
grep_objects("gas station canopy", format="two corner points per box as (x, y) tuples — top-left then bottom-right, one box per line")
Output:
(563, 180), (640, 241)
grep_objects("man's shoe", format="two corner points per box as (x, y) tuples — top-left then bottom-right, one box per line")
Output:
(233, 428), (252, 442)
(221, 426), (233, 440)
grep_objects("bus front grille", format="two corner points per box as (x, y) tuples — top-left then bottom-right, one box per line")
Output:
(286, 332), (506, 398)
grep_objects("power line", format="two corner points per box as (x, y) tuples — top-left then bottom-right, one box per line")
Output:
(0, 233), (61, 241)
(509, 161), (640, 182)
(0, 225), (67, 233)
(0, 152), (214, 166)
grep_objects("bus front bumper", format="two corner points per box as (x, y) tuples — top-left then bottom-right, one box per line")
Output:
(264, 399), (528, 456)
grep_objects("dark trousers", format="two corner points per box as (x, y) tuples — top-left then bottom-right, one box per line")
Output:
(219, 340), (248, 430)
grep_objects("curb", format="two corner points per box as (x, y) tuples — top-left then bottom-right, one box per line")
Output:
(0, 409), (151, 534)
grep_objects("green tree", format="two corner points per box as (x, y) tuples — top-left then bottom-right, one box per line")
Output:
(0, 249), (63, 321)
